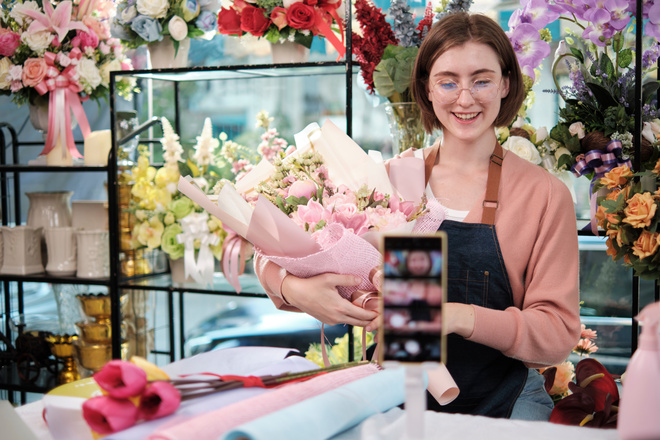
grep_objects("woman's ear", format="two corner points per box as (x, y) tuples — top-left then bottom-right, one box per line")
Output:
(501, 76), (510, 99)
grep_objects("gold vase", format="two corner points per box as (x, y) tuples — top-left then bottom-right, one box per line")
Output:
(46, 334), (80, 384)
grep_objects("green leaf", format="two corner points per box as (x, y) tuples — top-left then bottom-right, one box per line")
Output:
(618, 48), (633, 69)
(569, 47), (584, 64)
(642, 81), (660, 105)
(586, 82), (619, 110)
(599, 53), (615, 78)
(285, 195), (310, 207)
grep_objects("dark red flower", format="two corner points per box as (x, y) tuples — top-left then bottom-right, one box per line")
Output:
(240, 5), (271, 37)
(94, 360), (147, 399)
(217, 7), (242, 35)
(137, 381), (182, 421)
(286, 2), (317, 31)
(82, 395), (139, 434)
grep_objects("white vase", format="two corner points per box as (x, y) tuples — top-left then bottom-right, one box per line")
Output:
(28, 98), (78, 166)
(45, 227), (77, 276)
(0, 226), (44, 275)
(71, 201), (108, 231)
(76, 230), (109, 279)
(148, 37), (190, 69)
(270, 41), (310, 64)
(26, 191), (73, 231)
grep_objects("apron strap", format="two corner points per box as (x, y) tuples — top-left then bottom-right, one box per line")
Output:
(423, 142), (504, 225)
(482, 142), (504, 225)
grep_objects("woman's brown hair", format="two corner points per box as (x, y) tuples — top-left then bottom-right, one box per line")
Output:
(411, 12), (526, 133)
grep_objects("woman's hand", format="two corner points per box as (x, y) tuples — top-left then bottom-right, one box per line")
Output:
(281, 273), (379, 327)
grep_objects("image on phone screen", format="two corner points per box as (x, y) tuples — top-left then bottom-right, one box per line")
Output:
(379, 233), (447, 365)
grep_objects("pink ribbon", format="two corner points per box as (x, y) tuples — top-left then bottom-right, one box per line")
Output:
(220, 232), (254, 293)
(313, 2), (345, 59)
(34, 50), (90, 160)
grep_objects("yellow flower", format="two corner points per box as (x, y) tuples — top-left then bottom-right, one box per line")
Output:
(129, 356), (169, 381)
(152, 187), (173, 209)
(155, 165), (180, 188)
(136, 217), (165, 249)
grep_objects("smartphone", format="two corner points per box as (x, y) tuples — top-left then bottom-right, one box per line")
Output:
(379, 233), (447, 365)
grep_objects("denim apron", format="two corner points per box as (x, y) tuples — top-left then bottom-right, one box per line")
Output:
(424, 143), (528, 418)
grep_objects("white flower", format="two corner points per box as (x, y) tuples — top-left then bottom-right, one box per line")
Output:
(554, 147), (571, 161)
(193, 118), (219, 166)
(22, 30), (54, 55)
(77, 58), (102, 93)
(502, 136), (542, 165)
(568, 122), (586, 139)
(0, 58), (12, 90)
(99, 59), (122, 88)
(9, 1), (40, 26)
(511, 116), (525, 129)
(121, 5), (138, 23)
(168, 15), (188, 41)
(160, 117), (184, 165)
(136, 0), (169, 19)
(534, 126), (548, 143)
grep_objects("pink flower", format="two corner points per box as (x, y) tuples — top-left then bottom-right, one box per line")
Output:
(366, 206), (407, 232)
(82, 395), (139, 434)
(288, 179), (317, 200)
(388, 194), (417, 218)
(94, 360), (148, 398)
(324, 188), (357, 208)
(270, 6), (288, 29)
(83, 16), (111, 40)
(292, 199), (331, 229)
(137, 381), (181, 421)
(331, 204), (370, 235)
(72, 29), (99, 50)
(21, 58), (48, 88)
(580, 324), (597, 340)
(0, 28), (20, 57)
(574, 338), (599, 356)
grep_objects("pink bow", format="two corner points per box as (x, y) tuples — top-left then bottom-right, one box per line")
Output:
(34, 50), (90, 160)
(313, 1), (345, 60)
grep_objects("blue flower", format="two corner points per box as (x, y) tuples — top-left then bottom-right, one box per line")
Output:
(131, 15), (163, 42)
(111, 19), (134, 41)
(195, 11), (217, 33)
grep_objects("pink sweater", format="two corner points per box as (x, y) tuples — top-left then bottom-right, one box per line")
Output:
(254, 148), (581, 368)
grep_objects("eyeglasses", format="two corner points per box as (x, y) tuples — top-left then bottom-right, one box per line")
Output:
(431, 78), (502, 104)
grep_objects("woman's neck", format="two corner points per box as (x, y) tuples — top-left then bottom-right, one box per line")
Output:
(439, 130), (498, 171)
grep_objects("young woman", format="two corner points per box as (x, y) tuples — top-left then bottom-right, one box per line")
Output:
(255, 12), (580, 420)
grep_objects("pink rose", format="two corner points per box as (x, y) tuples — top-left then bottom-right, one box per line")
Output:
(324, 190), (357, 209)
(82, 395), (139, 434)
(72, 29), (99, 50)
(270, 7), (288, 29)
(93, 360), (147, 398)
(0, 29), (20, 57)
(137, 381), (181, 420)
(331, 204), (370, 235)
(83, 16), (111, 40)
(388, 194), (416, 218)
(293, 199), (330, 229)
(21, 58), (48, 88)
(288, 179), (317, 200)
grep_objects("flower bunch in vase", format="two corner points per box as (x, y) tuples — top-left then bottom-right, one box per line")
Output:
(594, 161), (660, 280)
(0, 0), (136, 160)
(110, 0), (218, 63)
(507, 0), (660, 180)
(216, 0), (346, 56)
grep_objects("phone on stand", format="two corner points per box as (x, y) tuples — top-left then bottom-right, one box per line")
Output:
(379, 233), (447, 366)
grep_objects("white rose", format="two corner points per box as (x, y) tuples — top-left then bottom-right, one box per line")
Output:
(136, 0), (170, 19)
(554, 147), (571, 161)
(502, 136), (542, 165)
(511, 116), (525, 129)
(168, 15), (188, 41)
(99, 59), (122, 87)
(568, 122), (586, 139)
(77, 58), (102, 93)
(22, 30), (54, 55)
(0, 58), (12, 90)
(121, 5), (138, 23)
(10, 1), (40, 26)
(534, 126), (548, 143)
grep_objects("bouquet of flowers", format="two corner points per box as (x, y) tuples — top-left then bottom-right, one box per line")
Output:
(0, 0), (136, 158)
(216, 0), (346, 56)
(507, 0), (660, 180)
(110, 0), (218, 51)
(593, 160), (660, 280)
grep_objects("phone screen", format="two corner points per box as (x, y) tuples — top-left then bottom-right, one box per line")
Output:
(379, 233), (447, 365)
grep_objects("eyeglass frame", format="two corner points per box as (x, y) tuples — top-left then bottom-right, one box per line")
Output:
(430, 77), (504, 104)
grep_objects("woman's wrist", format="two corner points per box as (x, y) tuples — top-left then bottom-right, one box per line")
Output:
(445, 303), (475, 338)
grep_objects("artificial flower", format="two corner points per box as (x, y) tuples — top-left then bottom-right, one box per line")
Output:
(137, 381), (181, 420)
(82, 395), (140, 434)
(93, 359), (148, 399)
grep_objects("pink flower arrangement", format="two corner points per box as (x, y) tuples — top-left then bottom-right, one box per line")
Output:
(0, 0), (136, 107)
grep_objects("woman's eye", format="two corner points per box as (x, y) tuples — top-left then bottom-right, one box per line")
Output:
(474, 79), (494, 89)
(439, 82), (458, 91)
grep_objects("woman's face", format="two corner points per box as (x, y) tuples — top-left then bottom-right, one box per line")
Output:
(407, 251), (431, 276)
(427, 41), (509, 144)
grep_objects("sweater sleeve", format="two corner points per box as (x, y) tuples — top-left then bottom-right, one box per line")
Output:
(466, 171), (582, 368)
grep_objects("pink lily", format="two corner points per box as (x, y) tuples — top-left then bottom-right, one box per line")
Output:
(23, 1), (88, 44)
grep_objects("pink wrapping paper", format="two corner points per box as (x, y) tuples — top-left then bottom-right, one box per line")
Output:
(147, 363), (380, 440)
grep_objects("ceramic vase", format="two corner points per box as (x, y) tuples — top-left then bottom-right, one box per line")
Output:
(71, 201), (108, 231)
(270, 41), (310, 64)
(45, 227), (77, 276)
(0, 226), (44, 275)
(383, 102), (429, 154)
(76, 230), (110, 279)
(26, 191), (73, 231)
(148, 37), (190, 69)
(169, 256), (196, 284)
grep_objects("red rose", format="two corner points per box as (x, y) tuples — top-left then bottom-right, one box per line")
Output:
(240, 5), (270, 37)
(286, 2), (316, 31)
(217, 7), (242, 35)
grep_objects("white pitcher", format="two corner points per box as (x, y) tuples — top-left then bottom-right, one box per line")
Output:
(0, 226), (44, 275)
(45, 227), (77, 276)
(76, 230), (109, 279)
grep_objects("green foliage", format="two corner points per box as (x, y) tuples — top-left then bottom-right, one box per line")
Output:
(373, 45), (419, 102)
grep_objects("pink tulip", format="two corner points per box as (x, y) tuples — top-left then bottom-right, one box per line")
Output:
(137, 381), (182, 420)
(94, 360), (148, 398)
(82, 395), (138, 434)
(288, 179), (318, 200)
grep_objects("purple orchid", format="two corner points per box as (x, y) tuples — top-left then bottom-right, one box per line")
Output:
(508, 22), (551, 82)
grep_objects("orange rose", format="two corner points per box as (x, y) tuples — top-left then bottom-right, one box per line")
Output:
(605, 238), (617, 259)
(654, 158), (660, 175)
(600, 165), (633, 189)
(632, 230), (660, 259)
(622, 192), (658, 228)
(21, 57), (48, 87)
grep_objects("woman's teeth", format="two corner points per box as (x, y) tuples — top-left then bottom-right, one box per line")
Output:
(454, 112), (479, 120)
